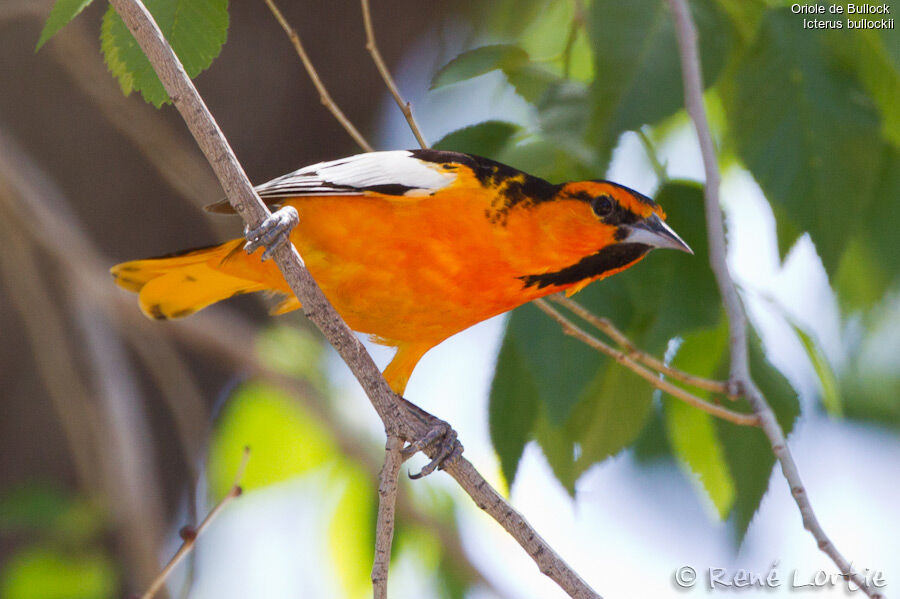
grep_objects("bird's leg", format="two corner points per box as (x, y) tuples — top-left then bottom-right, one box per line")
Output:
(396, 395), (463, 479)
(244, 206), (299, 261)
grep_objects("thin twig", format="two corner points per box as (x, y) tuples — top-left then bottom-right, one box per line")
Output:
(549, 295), (734, 398)
(106, 2), (600, 597)
(534, 299), (758, 427)
(139, 447), (251, 599)
(664, 1), (883, 597)
(263, 0), (374, 152)
(372, 436), (403, 599)
(360, 0), (428, 149)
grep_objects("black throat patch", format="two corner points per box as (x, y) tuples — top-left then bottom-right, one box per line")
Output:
(519, 243), (651, 289)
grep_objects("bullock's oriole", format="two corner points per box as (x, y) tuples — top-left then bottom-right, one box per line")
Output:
(112, 150), (691, 396)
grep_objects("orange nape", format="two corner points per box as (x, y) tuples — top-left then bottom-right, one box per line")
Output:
(111, 150), (691, 394)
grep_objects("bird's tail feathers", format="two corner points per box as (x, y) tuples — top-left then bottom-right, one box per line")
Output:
(110, 239), (268, 319)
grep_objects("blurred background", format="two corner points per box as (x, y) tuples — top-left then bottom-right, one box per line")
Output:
(1, 0), (898, 598)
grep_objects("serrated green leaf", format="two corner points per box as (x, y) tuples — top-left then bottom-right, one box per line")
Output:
(489, 325), (541, 486)
(587, 0), (734, 166)
(506, 303), (606, 423)
(773, 203), (803, 263)
(791, 325), (842, 417)
(717, 333), (800, 543)
(36, 0), (96, 51)
(663, 325), (735, 519)
(571, 358), (655, 467)
(533, 407), (583, 494)
(631, 404), (672, 462)
(432, 44), (530, 89)
(101, 0), (229, 107)
(435, 121), (521, 158)
(720, 10), (883, 276)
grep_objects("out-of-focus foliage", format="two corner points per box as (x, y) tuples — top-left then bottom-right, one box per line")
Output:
(0, 486), (115, 599)
(431, 0), (898, 540)
(37, 0), (229, 107)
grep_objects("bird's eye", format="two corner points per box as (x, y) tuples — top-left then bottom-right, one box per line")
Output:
(591, 195), (614, 218)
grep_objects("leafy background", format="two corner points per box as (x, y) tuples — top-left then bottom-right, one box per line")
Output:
(1, 0), (897, 596)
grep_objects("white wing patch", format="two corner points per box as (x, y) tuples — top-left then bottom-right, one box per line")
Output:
(253, 150), (457, 199)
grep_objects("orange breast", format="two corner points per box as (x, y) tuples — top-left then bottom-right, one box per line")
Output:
(278, 193), (528, 345)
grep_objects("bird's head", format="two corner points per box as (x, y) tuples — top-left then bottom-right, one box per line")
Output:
(514, 180), (692, 292)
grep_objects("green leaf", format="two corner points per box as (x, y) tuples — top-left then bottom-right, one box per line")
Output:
(834, 237), (892, 312)
(663, 325), (735, 518)
(36, 0), (96, 51)
(207, 382), (338, 499)
(533, 407), (583, 494)
(631, 404), (672, 462)
(713, 0), (767, 42)
(432, 44), (530, 89)
(506, 303), (605, 423)
(720, 10), (884, 275)
(571, 359), (656, 468)
(773, 203), (803, 263)
(100, 0), (229, 107)
(489, 326), (541, 486)
(717, 333), (800, 542)
(791, 325), (842, 417)
(435, 121), (521, 158)
(850, 30), (900, 148)
(587, 0), (734, 165)
(835, 143), (900, 306)
(432, 44), (560, 103)
(1, 548), (116, 599)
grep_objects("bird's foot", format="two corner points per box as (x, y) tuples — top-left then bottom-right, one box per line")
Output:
(244, 206), (299, 261)
(397, 397), (463, 479)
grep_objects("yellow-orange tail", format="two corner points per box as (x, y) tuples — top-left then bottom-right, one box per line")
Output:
(111, 240), (271, 319)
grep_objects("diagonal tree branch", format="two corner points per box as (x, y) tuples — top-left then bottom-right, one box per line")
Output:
(105, 1), (601, 597)
(550, 294), (734, 397)
(664, 1), (883, 597)
(534, 299), (758, 426)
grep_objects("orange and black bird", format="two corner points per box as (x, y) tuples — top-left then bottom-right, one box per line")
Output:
(112, 150), (691, 468)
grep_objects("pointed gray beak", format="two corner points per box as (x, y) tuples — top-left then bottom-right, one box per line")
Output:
(626, 214), (693, 254)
